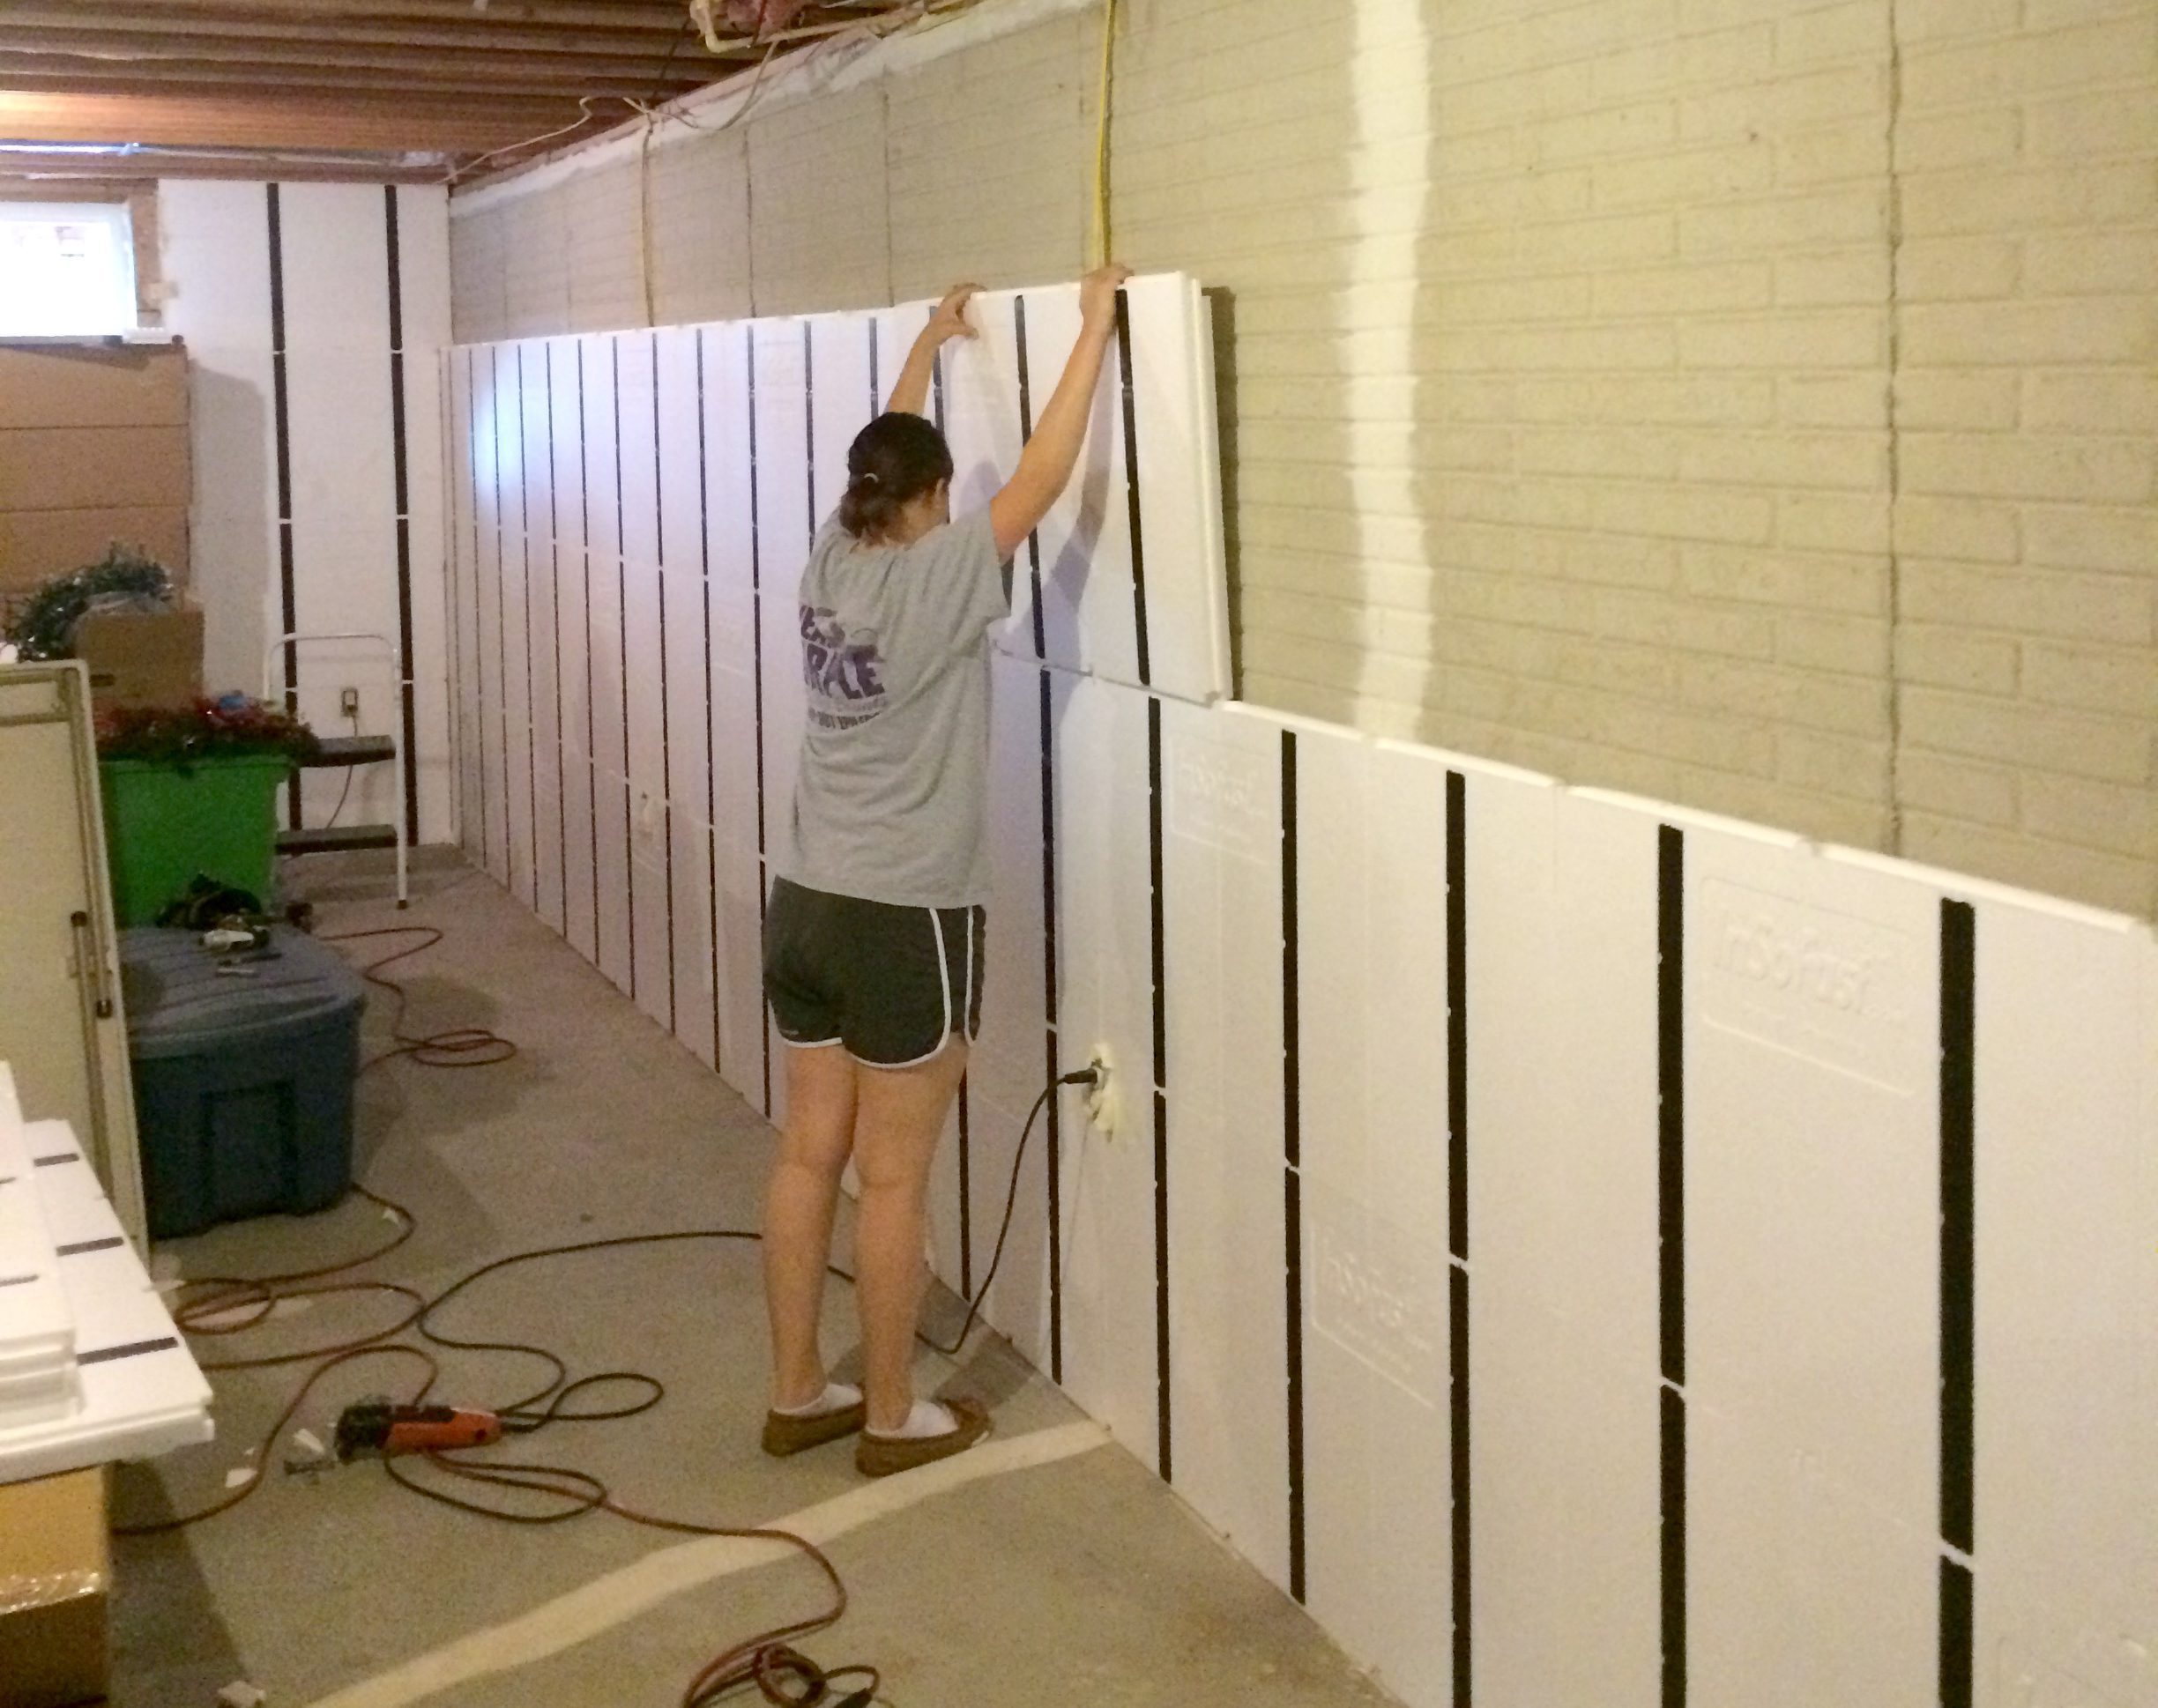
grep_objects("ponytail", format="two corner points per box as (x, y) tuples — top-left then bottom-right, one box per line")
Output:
(837, 469), (902, 540)
(839, 412), (954, 541)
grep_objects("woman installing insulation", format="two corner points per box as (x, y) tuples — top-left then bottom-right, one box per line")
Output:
(760, 264), (1130, 1476)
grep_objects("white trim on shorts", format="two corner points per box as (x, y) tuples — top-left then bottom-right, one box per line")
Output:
(850, 907), (957, 1072)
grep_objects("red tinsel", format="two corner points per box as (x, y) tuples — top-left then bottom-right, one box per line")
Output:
(96, 696), (320, 766)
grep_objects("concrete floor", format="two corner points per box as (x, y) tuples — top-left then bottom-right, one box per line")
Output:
(111, 851), (1401, 1708)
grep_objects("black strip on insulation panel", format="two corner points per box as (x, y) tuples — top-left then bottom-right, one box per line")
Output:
(1281, 730), (1306, 1605)
(1939, 898), (1977, 1708)
(518, 345), (538, 902)
(1148, 695), (1171, 1482)
(1940, 1560), (1974, 1708)
(698, 330), (722, 1070)
(267, 184), (300, 830)
(1447, 773), (1470, 1264)
(1041, 661), (1063, 1384)
(546, 343), (568, 932)
(614, 338), (636, 1003)
(1446, 770), (1472, 1707)
(1009, 293), (1065, 1380)
(383, 187), (419, 846)
(578, 344), (600, 962)
(747, 325), (770, 1116)
(79, 1338), (179, 1366)
(1662, 1385), (1687, 1708)
(653, 331), (676, 1032)
(493, 346), (510, 883)
(1113, 289), (1151, 686)
(957, 1080), (973, 1296)
(57, 1237), (124, 1258)
(1015, 294), (1047, 656)
(1657, 823), (1687, 1708)
(466, 348), (484, 864)
(1658, 826), (1685, 1389)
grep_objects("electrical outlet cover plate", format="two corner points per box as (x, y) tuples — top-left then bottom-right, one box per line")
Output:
(1086, 1043), (1121, 1140)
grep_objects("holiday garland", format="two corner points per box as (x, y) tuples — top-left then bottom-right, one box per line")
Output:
(4, 546), (175, 662)
(98, 698), (319, 768)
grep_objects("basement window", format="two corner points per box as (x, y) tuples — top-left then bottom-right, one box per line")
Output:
(0, 202), (138, 338)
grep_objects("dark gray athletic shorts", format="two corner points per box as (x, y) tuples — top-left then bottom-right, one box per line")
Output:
(763, 877), (985, 1068)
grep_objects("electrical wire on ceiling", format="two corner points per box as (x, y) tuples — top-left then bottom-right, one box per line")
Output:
(635, 35), (784, 327)
(455, 0), (981, 194)
(691, 0), (822, 50)
(629, 1), (947, 327)
(445, 96), (614, 187)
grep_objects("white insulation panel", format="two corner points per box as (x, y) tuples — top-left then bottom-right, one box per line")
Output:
(448, 275), (2156, 1708)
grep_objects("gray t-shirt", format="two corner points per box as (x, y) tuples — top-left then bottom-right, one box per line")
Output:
(778, 508), (1012, 910)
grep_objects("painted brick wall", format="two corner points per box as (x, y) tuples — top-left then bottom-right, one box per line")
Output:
(1890, 0), (2157, 910)
(449, 0), (2156, 916)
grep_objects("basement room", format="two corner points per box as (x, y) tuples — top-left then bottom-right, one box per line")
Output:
(0, 2), (2152, 1705)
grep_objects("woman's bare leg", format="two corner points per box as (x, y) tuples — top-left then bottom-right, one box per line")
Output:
(851, 1042), (968, 1432)
(763, 1043), (858, 1411)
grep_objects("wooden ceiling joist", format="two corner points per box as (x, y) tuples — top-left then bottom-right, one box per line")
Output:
(0, 32), (712, 93)
(0, 0), (952, 182)
(0, 147), (448, 182)
(0, 88), (583, 152)
(1, 64), (684, 101)
(4, 10), (712, 62)
(29, 0), (695, 29)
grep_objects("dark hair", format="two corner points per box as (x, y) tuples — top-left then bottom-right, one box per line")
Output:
(839, 412), (954, 540)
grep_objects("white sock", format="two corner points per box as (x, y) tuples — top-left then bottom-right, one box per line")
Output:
(773, 1381), (862, 1419)
(873, 1400), (956, 1440)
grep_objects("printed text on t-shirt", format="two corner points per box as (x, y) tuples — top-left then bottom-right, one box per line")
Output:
(800, 605), (889, 725)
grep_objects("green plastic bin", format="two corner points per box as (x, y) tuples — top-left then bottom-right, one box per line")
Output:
(99, 754), (289, 925)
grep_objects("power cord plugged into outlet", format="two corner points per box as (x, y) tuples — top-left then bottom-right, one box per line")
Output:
(1062, 1045), (1122, 1140)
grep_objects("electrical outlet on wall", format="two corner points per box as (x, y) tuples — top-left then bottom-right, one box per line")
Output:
(1085, 1044), (1122, 1140)
(339, 687), (361, 720)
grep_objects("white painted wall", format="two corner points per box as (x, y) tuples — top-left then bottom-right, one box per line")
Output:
(161, 179), (453, 845)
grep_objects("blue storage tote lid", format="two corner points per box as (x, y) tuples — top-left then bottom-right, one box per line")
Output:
(120, 926), (366, 1059)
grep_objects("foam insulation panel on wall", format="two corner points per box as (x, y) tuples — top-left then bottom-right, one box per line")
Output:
(165, 182), (451, 843)
(939, 276), (1229, 705)
(448, 277), (2157, 1708)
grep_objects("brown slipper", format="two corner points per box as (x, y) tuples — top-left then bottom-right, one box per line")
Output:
(761, 1399), (868, 1458)
(854, 1398), (993, 1479)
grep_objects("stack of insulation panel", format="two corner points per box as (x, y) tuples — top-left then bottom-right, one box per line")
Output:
(0, 1065), (212, 1482)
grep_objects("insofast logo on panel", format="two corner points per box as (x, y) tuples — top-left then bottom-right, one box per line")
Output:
(1309, 1186), (1441, 1409)
(1167, 736), (1270, 863)
(1699, 877), (1917, 1091)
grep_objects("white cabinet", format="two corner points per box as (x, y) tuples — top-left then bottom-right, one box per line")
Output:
(0, 663), (145, 1249)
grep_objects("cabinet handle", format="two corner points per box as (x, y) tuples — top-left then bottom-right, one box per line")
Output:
(71, 910), (113, 1019)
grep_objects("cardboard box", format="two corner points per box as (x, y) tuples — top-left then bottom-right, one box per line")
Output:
(0, 344), (190, 601)
(0, 1467), (108, 1708)
(0, 509), (190, 597)
(74, 606), (205, 711)
(0, 428), (191, 515)
(0, 345), (187, 433)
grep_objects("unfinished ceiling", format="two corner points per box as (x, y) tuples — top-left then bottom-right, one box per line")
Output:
(0, 0), (952, 184)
